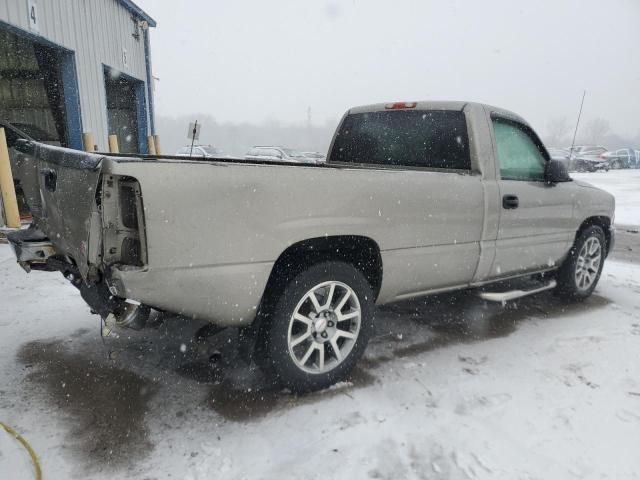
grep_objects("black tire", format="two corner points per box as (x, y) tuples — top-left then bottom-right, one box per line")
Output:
(257, 261), (375, 393)
(555, 225), (606, 300)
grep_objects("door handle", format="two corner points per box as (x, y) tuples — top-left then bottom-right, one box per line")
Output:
(502, 194), (519, 209)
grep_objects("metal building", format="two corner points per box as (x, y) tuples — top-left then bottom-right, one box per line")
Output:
(0, 0), (156, 154)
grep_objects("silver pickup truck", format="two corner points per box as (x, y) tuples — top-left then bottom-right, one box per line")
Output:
(8, 101), (615, 392)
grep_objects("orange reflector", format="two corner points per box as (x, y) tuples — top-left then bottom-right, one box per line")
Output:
(385, 102), (417, 110)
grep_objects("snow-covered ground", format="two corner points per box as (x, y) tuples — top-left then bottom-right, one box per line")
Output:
(573, 170), (640, 227)
(1, 240), (640, 480)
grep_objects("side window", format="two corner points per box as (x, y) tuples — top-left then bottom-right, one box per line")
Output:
(330, 110), (470, 170)
(492, 117), (546, 181)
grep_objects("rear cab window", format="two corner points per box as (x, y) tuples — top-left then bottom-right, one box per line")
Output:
(329, 110), (471, 171)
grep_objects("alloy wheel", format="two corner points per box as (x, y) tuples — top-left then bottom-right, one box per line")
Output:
(574, 236), (602, 291)
(287, 281), (361, 374)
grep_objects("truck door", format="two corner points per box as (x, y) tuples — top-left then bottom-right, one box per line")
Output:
(490, 115), (574, 277)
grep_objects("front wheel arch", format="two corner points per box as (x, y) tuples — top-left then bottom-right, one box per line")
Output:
(575, 216), (612, 257)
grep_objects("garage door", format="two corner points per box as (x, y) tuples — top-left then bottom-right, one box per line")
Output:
(0, 27), (82, 149)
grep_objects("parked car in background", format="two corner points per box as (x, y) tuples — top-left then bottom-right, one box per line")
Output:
(245, 146), (313, 163)
(602, 148), (640, 169)
(175, 145), (226, 158)
(569, 145), (609, 172)
(547, 147), (570, 169)
(302, 151), (326, 163)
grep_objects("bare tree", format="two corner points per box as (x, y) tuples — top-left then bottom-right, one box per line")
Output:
(580, 118), (611, 145)
(545, 117), (572, 146)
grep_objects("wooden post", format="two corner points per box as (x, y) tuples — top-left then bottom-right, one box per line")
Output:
(108, 135), (119, 153)
(147, 136), (157, 155)
(0, 128), (20, 228)
(153, 135), (162, 155)
(82, 132), (95, 152)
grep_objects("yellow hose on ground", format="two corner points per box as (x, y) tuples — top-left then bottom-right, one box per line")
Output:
(0, 421), (42, 480)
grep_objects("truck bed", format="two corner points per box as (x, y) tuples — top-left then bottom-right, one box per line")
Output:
(12, 140), (484, 325)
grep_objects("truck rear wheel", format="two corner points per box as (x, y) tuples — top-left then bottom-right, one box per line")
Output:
(258, 261), (374, 393)
(555, 225), (606, 300)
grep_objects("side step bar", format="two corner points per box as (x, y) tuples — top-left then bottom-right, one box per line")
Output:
(478, 280), (557, 303)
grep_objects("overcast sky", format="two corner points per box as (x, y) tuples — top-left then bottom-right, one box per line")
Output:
(136, 0), (640, 136)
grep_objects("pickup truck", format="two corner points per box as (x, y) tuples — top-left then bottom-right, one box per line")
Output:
(7, 101), (615, 392)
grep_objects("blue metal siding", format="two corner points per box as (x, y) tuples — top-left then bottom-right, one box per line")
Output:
(135, 79), (148, 153)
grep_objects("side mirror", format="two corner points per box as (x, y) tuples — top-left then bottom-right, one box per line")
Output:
(544, 159), (571, 184)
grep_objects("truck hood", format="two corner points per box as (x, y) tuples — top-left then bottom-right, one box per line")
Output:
(572, 177), (616, 220)
(13, 140), (104, 279)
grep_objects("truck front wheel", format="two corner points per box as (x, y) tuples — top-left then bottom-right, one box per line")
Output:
(555, 225), (606, 299)
(258, 261), (374, 393)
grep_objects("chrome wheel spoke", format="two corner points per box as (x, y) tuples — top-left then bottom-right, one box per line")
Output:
(293, 313), (312, 327)
(291, 331), (311, 347)
(336, 330), (356, 340)
(337, 310), (359, 322)
(330, 337), (342, 361)
(323, 283), (336, 310)
(309, 292), (323, 314)
(300, 343), (317, 366)
(336, 290), (351, 313)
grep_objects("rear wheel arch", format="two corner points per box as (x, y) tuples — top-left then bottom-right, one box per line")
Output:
(260, 235), (383, 312)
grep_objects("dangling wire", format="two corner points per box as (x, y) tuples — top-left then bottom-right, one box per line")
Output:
(0, 421), (42, 480)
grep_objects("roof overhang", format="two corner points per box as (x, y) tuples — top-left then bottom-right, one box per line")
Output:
(118, 0), (157, 27)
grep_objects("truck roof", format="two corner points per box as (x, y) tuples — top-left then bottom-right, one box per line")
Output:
(347, 101), (528, 126)
(348, 101), (468, 114)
